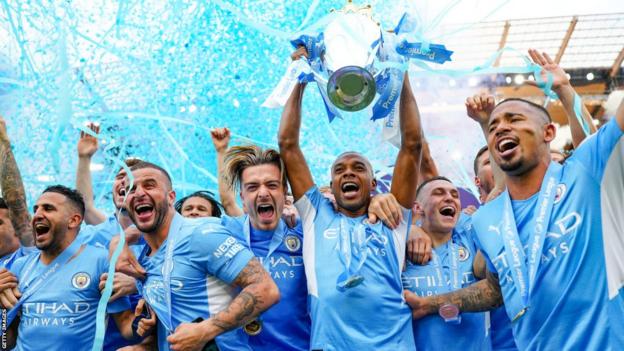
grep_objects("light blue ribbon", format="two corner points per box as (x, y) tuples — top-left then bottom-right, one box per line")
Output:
(499, 162), (562, 321)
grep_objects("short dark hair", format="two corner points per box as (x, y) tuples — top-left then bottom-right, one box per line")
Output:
(473, 145), (489, 175)
(129, 161), (172, 188)
(42, 185), (86, 217)
(332, 151), (375, 178)
(0, 198), (7, 209)
(495, 98), (552, 123)
(416, 176), (453, 199)
(175, 191), (224, 218)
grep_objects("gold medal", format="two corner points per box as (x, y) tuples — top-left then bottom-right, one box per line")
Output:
(243, 319), (262, 336)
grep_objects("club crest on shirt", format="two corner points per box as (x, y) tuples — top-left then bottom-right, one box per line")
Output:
(554, 183), (567, 204)
(284, 235), (301, 252)
(72, 272), (91, 289)
(458, 246), (470, 262)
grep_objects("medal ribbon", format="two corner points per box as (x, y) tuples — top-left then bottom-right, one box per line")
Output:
(336, 216), (372, 290)
(431, 238), (461, 294)
(6, 238), (82, 325)
(500, 162), (562, 319)
(243, 216), (287, 272)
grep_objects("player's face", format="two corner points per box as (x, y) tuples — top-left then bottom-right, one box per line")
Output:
(31, 192), (76, 252)
(180, 196), (214, 218)
(126, 168), (175, 234)
(240, 164), (285, 231)
(112, 168), (128, 209)
(330, 154), (375, 214)
(0, 209), (17, 255)
(419, 180), (460, 233)
(475, 150), (494, 202)
(487, 101), (554, 176)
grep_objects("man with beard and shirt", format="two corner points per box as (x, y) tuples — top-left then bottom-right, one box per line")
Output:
(278, 47), (424, 350)
(0, 185), (153, 350)
(405, 83), (624, 350)
(462, 51), (600, 351)
(121, 161), (279, 351)
(207, 128), (404, 350)
(0, 116), (34, 270)
(75, 125), (149, 350)
(403, 177), (491, 351)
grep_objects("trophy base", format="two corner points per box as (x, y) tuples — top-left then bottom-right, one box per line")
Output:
(327, 66), (376, 112)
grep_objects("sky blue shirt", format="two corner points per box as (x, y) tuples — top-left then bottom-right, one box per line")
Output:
(222, 215), (310, 351)
(137, 213), (254, 351)
(9, 243), (131, 351)
(472, 118), (624, 350)
(77, 213), (145, 351)
(403, 217), (491, 351)
(0, 246), (35, 270)
(295, 186), (414, 350)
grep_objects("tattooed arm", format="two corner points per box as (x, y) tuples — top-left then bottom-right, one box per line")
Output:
(166, 258), (279, 349)
(0, 116), (33, 246)
(405, 268), (503, 319)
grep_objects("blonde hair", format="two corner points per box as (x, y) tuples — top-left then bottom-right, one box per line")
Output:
(223, 145), (287, 191)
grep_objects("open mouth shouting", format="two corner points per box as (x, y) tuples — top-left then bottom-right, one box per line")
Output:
(33, 220), (51, 243)
(439, 205), (457, 220)
(496, 136), (519, 159)
(134, 202), (155, 223)
(341, 182), (360, 200)
(256, 203), (275, 222)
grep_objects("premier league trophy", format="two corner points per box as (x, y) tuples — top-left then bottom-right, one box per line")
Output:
(322, 3), (379, 111)
(263, 0), (453, 124)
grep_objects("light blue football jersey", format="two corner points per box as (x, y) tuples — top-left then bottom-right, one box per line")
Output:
(137, 213), (254, 351)
(0, 246), (35, 270)
(222, 215), (310, 351)
(295, 186), (415, 350)
(403, 220), (491, 351)
(9, 242), (131, 351)
(471, 118), (624, 350)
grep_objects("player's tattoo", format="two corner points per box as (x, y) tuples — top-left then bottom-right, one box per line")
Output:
(0, 139), (33, 246)
(210, 259), (268, 332)
(430, 269), (503, 313)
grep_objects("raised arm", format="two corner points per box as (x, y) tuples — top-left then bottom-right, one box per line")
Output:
(0, 116), (33, 246)
(418, 141), (439, 185)
(466, 94), (506, 201)
(390, 73), (424, 208)
(528, 49), (597, 147)
(75, 123), (107, 225)
(210, 127), (243, 217)
(405, 268), (503, 319)
(167, 258), (279, 349)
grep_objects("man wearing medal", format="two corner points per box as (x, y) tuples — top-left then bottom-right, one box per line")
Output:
(278, 46), (424, 348)
(402, 176), (491, 351)
(210, 128), (407, 350)
(0, 185), (153, 350)
(405, 50), (624, 349)
(119, 161), (280, 351)
(217, 143), (311, 350)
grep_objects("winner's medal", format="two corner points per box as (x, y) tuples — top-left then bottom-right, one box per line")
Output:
(243, 319), (262, 336)
(438, 303), (461, 324)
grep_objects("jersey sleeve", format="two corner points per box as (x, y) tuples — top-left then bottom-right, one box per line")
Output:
(568, 117), (624, 182)
(189, 222), (254, 285)
(294, 186), (334, 224)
